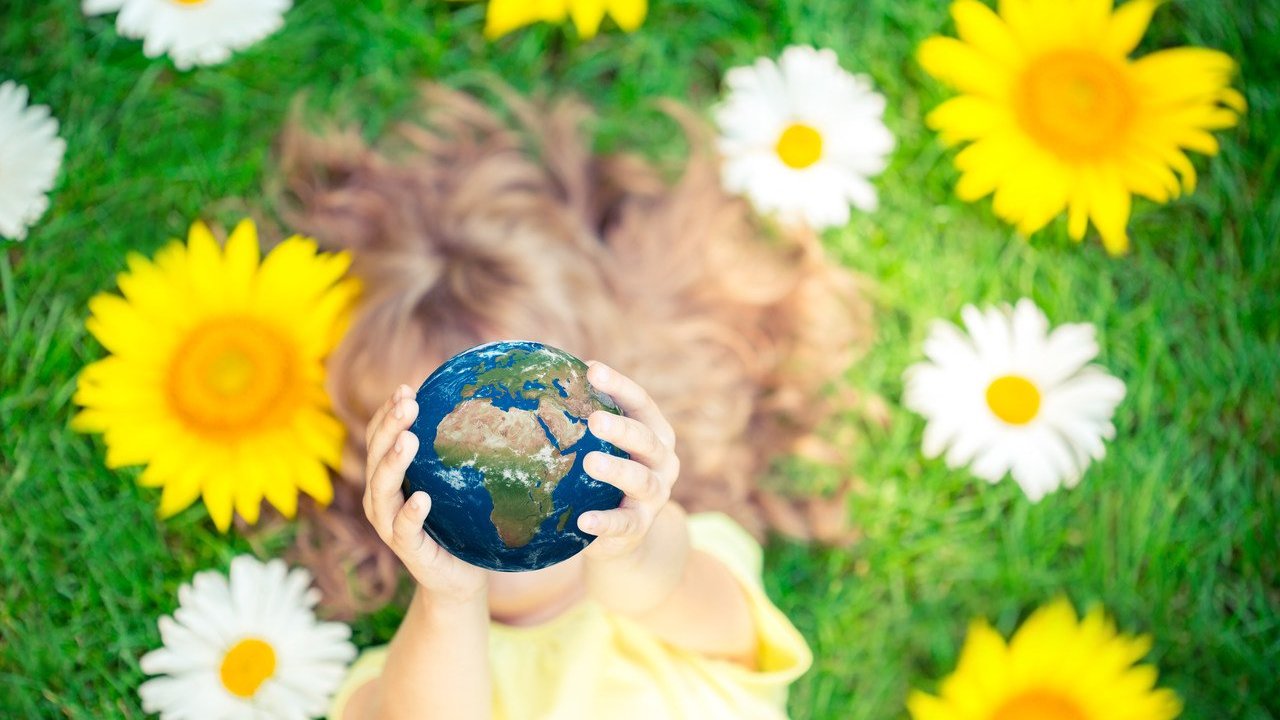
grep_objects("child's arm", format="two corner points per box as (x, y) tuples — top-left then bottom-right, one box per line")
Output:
(344, 386), (493, 720)
(577, 364), (759, 666)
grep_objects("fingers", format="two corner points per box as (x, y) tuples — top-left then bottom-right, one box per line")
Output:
(578, 505), (647, 538)
(365, 384), (414, 447)
(366, 395), (419, 482)
(586, 363), (675, 448)
(391, 491), (432, 553)
(587, 411), (667, 468)
(585, 451), (664, 502)
(365, 429), (419, 535)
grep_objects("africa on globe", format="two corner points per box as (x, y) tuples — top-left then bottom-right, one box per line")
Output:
(404, 341), (626, 571)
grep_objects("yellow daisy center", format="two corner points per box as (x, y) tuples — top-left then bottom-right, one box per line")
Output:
(775, 123), (824, 169)
(993, 690), (1087, 720)
(1014, 49), (1135, 161)
(171, 0), (208, 5)
(166, 316), (300, 439)
(985, 374), (1041, 425)
(219, 638), (276, 698)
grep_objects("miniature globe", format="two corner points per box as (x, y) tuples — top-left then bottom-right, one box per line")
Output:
(404, 341), (626, 571)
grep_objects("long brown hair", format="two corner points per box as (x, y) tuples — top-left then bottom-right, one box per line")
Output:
(277, 85), (872, 617)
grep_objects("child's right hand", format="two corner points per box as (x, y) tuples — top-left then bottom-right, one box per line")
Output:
(364, 384), (489, 606)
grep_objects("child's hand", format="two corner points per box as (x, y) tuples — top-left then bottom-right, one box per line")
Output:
(364, 385), (488, 605)
(578, 362), (681, 563)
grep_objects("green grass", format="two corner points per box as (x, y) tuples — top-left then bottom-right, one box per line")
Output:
(2, 0), (1277, 717)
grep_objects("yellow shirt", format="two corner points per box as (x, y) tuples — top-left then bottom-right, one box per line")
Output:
(329, 512), (813, 719)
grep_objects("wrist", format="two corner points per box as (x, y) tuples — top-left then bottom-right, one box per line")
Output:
(411, 585), (489, 622)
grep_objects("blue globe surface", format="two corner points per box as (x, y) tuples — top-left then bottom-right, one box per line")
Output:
(404, 341), (626, 571)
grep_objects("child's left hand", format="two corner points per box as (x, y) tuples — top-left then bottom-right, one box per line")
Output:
(577, 361), (681, 562)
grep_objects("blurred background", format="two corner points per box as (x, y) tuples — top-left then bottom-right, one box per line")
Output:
(1, 0), (1277, 717)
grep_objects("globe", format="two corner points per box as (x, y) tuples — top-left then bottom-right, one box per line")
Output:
(404, 341), (626, 571)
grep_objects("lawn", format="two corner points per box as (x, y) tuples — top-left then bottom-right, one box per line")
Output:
(2, 0), (1277, 718)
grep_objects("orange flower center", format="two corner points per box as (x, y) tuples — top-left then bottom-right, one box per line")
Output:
(1014, 49), (1135, 161)
(219, 638), (276, 698)
(993, 690), (1087, 720)
(775, 123), (824, 169)
(171, 0), (208, 5)
(985, 374), (1041, 425)
(166, 315), (299, 438)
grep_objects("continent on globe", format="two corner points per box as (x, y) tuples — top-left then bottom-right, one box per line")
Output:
(404, 341), (627, 571)
(435, 399), (577, 548)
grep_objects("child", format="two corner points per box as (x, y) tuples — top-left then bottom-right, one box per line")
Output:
(340, 365), (808, 718)
(277, 85), (871, 718)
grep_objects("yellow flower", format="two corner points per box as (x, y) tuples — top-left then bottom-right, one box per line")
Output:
(918, 0), (1244, 254)
(484, 0), (646, 39)
(73, 219), (360, 531)
(908, 599), (1183, 720)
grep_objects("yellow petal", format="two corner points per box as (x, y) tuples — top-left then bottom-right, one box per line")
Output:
(1067, 193), (1090, 240)
(295, 276), (361, 359)
(157, 468), (203, 518)
(295, 458), (334, 506)
(104, 431), (157, 469)
(953, 136), (1020, 202)
(1117, 150), (1179, 203)
(905, 691), (952, 720)
(1220, 87), (1247, 113)
(485, 0), (566, 38)
(138, 439), (191, 488)
(954, 619), (1008, 676)
(569, 0), (605, 38)
(254, 238), (351, 314)
(293, 406), (346, 468)
(1085, 166), (1133, 254)
(997, 0), (1038, 47)
(185, 221), (227, 308)
(1132, 47), (1239, 107)
(1007, 0), (1077, 50)
(952, 0), (1023, 66)
(926, 96), (1012, 146)
(1072, 0), (1116, 45)
(1105, 0), (1158, 57)
(232, 458), (265, 526)
(1008, 154), (1070, 237)
(918, 36), (1012, 99)
(605, 0), (646, 32)
(70, 408), (110, 433)
(102, 421), (174, 469)
(223, 219), (261, 309)
(85, 294), (173, 363)
(987, 142), (1070, 237)
(203, 473), (235, 532)
(262, 452), (300, 519)
(116, 253), (194, 333)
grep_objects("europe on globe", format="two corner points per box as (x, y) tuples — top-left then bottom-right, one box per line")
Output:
(404, 341), (626, 571)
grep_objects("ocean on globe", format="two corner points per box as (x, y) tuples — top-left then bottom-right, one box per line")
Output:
(404, 341), (627, 571)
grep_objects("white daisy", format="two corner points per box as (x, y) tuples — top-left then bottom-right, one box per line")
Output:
(138, 556), (356, 720)
(0, 81), (66, 241)
(83, 0), (291, 71)
(714, 45), (895, 231)
(903, 299), (1126, 502)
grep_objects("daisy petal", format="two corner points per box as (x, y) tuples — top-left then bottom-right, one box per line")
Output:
(902, 299), (1125, 500)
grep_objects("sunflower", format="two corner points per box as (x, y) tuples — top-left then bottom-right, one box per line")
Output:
(908, 599), (1182, 720)
(484, 0), (646, 40)
(918, 0), (1244, 254)
(73, 219), (360, 531)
